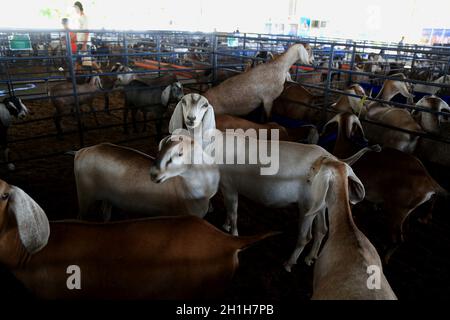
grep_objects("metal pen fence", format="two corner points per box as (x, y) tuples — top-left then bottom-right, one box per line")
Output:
(1, 28), (450, 165)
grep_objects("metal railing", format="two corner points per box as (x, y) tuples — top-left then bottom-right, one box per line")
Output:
(1, 29), (450, 165)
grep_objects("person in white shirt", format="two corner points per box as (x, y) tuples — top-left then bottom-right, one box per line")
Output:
(74, 1), (100, 70)
(74, 1), (90, 51)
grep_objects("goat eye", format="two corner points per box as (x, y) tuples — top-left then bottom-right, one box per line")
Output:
(202, 103), (208, 108)
(178, 152), (183, 157)
(1, 193), (9, 201)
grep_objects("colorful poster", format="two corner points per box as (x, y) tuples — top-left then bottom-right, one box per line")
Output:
(299, 17), (310, 36)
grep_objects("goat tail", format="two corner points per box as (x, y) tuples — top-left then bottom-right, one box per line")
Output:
(340, 144), (381, 166)
(233, 231), (282, 251)
(65, 150), (77, 157)
(432, 180), (450, 199)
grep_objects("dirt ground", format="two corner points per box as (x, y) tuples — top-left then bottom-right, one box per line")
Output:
(1, 87), (450, 301)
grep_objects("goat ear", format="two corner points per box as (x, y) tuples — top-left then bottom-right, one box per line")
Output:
(161, 85), (171, 107)
(168, 100), (184, 133)
(8, 186), (50, 254)
(346, 118), (365, 140)
(396, 80), (414, 99)
(346, 165), (365, 204)
(304, 159), (332, 216)
(202, 105), (216, 133)
(158, 135), (172, 151)
(321, 115), (339, 136)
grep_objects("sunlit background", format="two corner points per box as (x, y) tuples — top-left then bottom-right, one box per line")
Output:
(1, 0), (449, 44)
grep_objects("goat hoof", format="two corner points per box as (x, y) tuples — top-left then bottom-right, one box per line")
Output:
(304, 256), (316, 266)
(283, 261), (293, 273)
(7, 163), (15, 171)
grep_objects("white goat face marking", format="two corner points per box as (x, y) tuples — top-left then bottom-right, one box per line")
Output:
(181, 93), (210, 129)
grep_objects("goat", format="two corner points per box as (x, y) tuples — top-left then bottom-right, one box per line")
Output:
(215, 114), (318, 144)
(413, 75), (450, 95)
(207, 132), (371, 271)
(168, 93), (216, 149)
(272, 81), (322, 125)
(0, 97), (29, 171)
(0, 179), (275, 299)
(331, 84), (367, 115)
(204, 43), (314, 118)
(74, 136), (219, 220)
(414, 96), (450, 167)
(50, 76), (103, 137)
(322, 112), (447, 262)
(364, 74), (422, 153)
(123, 76), (183, 134)
(310, 157), (397, 300)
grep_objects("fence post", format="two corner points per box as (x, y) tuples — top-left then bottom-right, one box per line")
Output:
(122, 32), (129, 67)
(65, 30), (84, 147)
(322, 43), (335, 126)
(411, 44), (418, 71)
(210, 33), (218, 84)
(348, 42), (357, 86)
(156, 33), (161, 77)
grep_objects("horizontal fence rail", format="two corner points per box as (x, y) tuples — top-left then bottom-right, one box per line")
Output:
(0, 28), (450, 166)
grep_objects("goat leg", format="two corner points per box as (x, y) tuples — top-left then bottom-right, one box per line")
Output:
(142, 110), (148, 132)
(89, 102), (100, 126)
(305, 208), (328, 266)
(53, 108), (64, 139)
(131, 108), (138, 133)
(284, 211), (316, 272)
(222, 186), (239, 236)
(123, 106), (129, 134)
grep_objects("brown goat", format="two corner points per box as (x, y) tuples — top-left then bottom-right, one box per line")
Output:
(323, 112), (447, 262)
(272, 81), (322, 124)
(310, 157), (397, 300)
(215, 114), (318, 144)
(0, 179), (276, 299)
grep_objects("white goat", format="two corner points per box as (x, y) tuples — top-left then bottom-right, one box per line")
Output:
(413, 75), (450, 95)
(204, 43), (314, 118)
(206, 132), (372, 271)
(364, 74), (422, 153)
(310, 157), (397, 300)
(74, 137), (219, 220)
(415, 95), (450, 167)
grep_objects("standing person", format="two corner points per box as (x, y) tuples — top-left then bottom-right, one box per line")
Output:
(73, 1), (89, 52)
(73, 1), (101, 71)
(61, 18), (77, 54)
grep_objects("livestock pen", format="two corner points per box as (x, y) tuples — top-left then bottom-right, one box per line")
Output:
(1, 28), (450, 300)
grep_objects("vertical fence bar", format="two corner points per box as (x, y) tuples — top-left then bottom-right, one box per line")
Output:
(322, 43), (335, 126)
(64, 30), (84, 147)
(348, 42), (356, 86)
(411, 44), (418, 71)
(156, 33), (161, 77)
(122, 32), (129, 67)
(211, 33), (218, 84)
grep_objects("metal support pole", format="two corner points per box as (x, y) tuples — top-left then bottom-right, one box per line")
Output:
(65, 30), (84, 147)
(322, 43), (335, 127)
(156, 34), (161, 77)
(211, 33), (218, 84)
(411, 44), (418, 71)
(122, 32), (129, 67)
(348, 43), (357, 86)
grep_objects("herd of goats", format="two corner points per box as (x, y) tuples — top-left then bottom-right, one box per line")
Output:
(0, 41), (450, 300)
